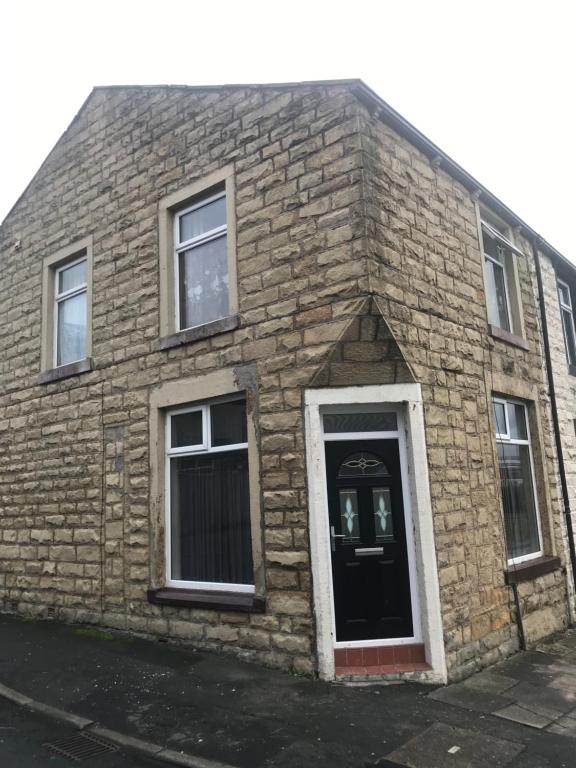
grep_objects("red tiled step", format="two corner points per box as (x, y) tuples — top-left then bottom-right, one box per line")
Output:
(334, 642), (428, 673)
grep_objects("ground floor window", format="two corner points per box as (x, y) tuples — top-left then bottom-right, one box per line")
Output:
(492, 397), (542, 563)
(166, 396), (254, 592)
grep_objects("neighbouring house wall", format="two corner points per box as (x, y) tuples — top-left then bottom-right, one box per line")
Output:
(540, 252), (576, 619)
(358, 103), (570, 680)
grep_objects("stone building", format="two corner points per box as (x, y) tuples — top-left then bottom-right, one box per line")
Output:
(0, 80), (574, 684)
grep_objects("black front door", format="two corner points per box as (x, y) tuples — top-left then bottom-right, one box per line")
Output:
(325, 439), (413, 642)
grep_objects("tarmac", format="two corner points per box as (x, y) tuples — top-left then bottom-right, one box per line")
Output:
(0, 613), (575, 767)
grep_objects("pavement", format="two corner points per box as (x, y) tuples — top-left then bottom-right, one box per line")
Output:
(0, 614), (575, 768)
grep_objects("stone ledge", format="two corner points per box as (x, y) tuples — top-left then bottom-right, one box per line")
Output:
(38, 358), (93, 384)
(159, 315), (239, 350)
(147, 587), (266, 613)
(504, 555), (562, 584)
(489, 324), (530, 351)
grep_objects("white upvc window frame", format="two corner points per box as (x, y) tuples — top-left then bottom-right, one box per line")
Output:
(481, 221), (515, 333)
(492, 396), (544, 565)
(165, 395), (254, 594)
(557, 278), (576, 368)
(53, 255), (88, 368)
(174, 189), (227, 333)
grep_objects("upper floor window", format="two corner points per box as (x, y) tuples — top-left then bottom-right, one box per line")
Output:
(40, 237), (93, 382)
(54, 256), (88, 367)
(481, 220), (523, 337)
(175, 189), (228, 331)
(557, 278), (576, 370)
(158, 167), (238, 349)
(492, 397), (542, 564)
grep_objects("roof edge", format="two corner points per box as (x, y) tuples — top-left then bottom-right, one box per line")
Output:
(351, 81), (575, 272)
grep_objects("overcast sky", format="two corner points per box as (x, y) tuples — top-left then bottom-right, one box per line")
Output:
(1, 1), (574, 260)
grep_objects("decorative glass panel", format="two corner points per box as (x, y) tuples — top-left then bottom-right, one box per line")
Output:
(211, 400), (247, 447)
(373, 488), (393, 539)
(56, 292), (87, 366)
(58, 260), (86, 294)
(171, 410), (203, 449)
(179, 196), (226, 243)
(339, 489), (359, 539)
(323, 412), (397, 433)
(497, 443), (540, 560)
(170, 450), (253, 584)
(178, 236), (229, 329)
(337, 452), (390, 478)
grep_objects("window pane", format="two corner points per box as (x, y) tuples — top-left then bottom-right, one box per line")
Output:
(492, 401), (507, 435)
(171, 410), (203, 448)
(211, 400), (247, 447)
(506, 403), (528, 441)
(482, 231), (506, 264)
(170, 450), (253, 585)
(498, 443), (540, 560)
(485, 258), (511, 331)
(558, 282), (571, 308)
(57, 292), (86, 366)
(562, 308), (576, 366)
(178, 236), (229, 329)
(323, 412), (397, 433)
(179, 195), (226, 243)
(58, 260), (86, 294)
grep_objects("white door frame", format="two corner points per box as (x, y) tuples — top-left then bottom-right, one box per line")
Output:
(304, 384), (447, 682)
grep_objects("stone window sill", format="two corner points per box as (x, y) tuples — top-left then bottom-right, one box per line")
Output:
(38, 357), (93, 384)
(504, 555), (561, 585)
(147, 587), (266, 613)
(489, 324), (530, 352)
(159, 315), (239, 351)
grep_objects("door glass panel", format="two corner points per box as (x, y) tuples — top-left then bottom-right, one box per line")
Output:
(339, 489), (359, 540)
(337, 452), (389, 478)
(323, 412), (397, 433)
(373, 488), (394, 539)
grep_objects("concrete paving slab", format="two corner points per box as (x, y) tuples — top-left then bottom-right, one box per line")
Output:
(428, 683), (512, 713)
(507, 680), (576, 715)
(461, 671), (520, 695)
(385, 722), (524, 768)
(547, 713), (576, 738)
(494, 704), (556, 730)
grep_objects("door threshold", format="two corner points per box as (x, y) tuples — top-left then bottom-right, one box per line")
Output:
(334, 642), (429, 678)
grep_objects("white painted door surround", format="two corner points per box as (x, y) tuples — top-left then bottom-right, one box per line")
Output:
(304, 384), (447, 683)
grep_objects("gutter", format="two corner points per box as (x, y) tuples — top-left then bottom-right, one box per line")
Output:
(532, 238), (576, 599)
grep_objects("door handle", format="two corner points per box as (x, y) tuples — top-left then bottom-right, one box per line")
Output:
(330, 525), (345, 552)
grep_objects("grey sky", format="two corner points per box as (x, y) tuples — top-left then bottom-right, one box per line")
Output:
(1, 0), (574, 261)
